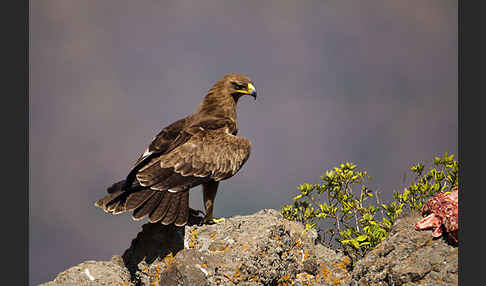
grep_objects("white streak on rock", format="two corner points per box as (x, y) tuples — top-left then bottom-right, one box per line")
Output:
(84, 268), (95, 281)
(196, 264), (209, 276)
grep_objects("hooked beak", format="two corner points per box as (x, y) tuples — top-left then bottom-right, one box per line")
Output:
(248, 83), (257, 100)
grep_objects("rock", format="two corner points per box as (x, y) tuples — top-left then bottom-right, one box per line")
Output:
(39, 255), (131, 286)
(350, 211), (458, 286)
(39, 209), (457, 286)
(154, 208), (351, 286)
(121, 222), (185, 281)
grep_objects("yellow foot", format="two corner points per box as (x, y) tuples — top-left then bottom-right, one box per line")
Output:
(212, 217), (225, 224)
(202, 216), (225, 225)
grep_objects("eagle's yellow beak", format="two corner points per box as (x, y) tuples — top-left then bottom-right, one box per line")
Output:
(248, 83), (256, 96)
(247, 83), (257, 99)
(235, 83), (257, 99)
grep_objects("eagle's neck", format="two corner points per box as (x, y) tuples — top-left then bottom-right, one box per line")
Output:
(193, 87), (239, 133)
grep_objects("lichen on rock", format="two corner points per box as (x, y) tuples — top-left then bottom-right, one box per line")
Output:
(40, 209), (457, 286)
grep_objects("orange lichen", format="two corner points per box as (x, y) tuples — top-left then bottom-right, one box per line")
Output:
(223, 264), (245, 284)
(277, 273), (291, 286)
(341, 256), (351, 266)
(295, 238), (303, 249)
(151, 265), (162, 286)
(209, 243), (228, 252)
(249, 275), (260, 283)
(223, 273), (235, 284)
(320, 262), (331, 280)
(296, 272), (313, 280)
(187, 229), (199, 249)
(163, 252), (175, 267)
(332, 257), (351, 272)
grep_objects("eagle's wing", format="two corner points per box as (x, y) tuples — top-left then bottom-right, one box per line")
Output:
(119, 117), (192, 190)
(133, 117), (188, 167)
(135, 127), (251, 190)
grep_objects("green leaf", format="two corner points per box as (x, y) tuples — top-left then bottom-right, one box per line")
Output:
(305, 223), (316, 230)
(356, 234), (368, 242)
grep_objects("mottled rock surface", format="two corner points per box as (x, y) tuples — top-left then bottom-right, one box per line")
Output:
(40, 255), (131, 286)
(39, 209), (458, 286)
(350, 211), (458, 286)
(157, 209), (351, 285)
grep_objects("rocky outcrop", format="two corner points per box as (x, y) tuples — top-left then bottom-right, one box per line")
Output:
(40, 255), (131, 286)
(350, 212), (458, 285)
(156, 209), (351, 285)
(40, 209), (458, 286)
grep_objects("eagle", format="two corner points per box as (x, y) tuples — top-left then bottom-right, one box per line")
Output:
(95, 73), (256, 227)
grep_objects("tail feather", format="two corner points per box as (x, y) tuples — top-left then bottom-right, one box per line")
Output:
(113, 199), (126, 214)
(106, 200), (121, 213)
(174, 191), (189, 226)
(95, 190), (124, 209)
(148, 192), (170, 223)
(162, 192), (183, 225)
(125, 189), (156, 211)
(107, 180), (126, 193)
(132, 192), (163, 220)
(96, 179), (191, 226)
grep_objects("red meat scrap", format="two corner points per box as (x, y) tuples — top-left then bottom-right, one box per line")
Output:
(415, 186), (458, 244)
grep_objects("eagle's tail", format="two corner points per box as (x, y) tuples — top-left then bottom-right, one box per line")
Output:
(95, 181), (189, 227)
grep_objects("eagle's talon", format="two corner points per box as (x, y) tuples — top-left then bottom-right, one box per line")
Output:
(212, 217), (225, 224)
(200, 215), (225, 225)
(202, 217), (225, 225)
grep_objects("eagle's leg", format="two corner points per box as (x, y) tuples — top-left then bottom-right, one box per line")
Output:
(202, 181), (224, 224)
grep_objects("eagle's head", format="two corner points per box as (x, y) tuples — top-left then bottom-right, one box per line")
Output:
(218, 73), (257, 101)
(197, 73), (257, 119)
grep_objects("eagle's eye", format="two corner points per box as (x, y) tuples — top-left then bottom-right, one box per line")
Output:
(232, 82), (246, 90)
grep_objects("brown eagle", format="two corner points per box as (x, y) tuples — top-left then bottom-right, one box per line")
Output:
(95, 73), (256, 226)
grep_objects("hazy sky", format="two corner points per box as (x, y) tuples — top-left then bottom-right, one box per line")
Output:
(30, 1), (457, 285)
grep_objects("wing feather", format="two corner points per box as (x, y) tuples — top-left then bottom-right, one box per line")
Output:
(156, 128), (251, 182)
(132, 127), (250, 194)
(132, 192), (163, 220)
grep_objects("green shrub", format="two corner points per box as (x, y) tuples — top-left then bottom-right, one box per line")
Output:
(280, 152), (458, 264)
(394, 152), (458, 212)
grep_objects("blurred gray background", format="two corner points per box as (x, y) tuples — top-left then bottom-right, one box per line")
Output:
(29, 1), (457, 285)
